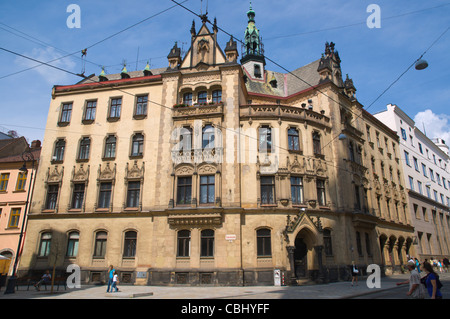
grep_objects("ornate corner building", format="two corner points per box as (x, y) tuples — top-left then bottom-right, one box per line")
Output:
(19, 5), (419, 286)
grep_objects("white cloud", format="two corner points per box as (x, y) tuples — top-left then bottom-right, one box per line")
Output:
(14, 47), (77, 84)
(413, 109), (450, 143)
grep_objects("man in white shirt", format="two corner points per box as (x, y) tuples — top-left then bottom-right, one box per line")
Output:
(396, 261), (425, 299)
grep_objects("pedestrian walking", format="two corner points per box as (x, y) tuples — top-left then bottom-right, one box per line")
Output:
(396, 261), (426, 299)
(415, 258), (421, 273)
(111, 271), (119, 292)
(351, 261), (359, 286)
(438, 260), (444, 273)
(106, 265), (115, 293)
(422, 262), (443, 299)
(443, 257), (449, 272)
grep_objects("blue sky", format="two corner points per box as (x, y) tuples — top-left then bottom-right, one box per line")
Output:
(1, 0), (450, 144)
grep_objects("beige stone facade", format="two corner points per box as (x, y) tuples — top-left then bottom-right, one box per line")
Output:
(19, 13), (416, 285)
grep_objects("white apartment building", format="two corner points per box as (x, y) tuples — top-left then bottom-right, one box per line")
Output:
(374, 104), (450, 261)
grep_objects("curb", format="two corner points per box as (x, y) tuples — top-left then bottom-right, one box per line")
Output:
(105, 291), (154, 298)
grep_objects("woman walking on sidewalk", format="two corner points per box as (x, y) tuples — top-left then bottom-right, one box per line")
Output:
(422, 262), (443, 299)
(351, 261), (359, 286)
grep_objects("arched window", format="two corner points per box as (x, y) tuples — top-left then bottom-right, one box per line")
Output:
(123, 231), (137, 257)
(177, 230), (191, 257)
(131, 133), (144, 157)
(256, 228), (271, 257)
(53, 139), (65, 161)
(94, 231), (107, 258)
(38, 232), (52, 257)
(78, 137), (91, 160)
(104, 135), (116, 159)
(202, 125), (215, 149)
(201, 229), (214, 257)
(66, 231), (79, 257)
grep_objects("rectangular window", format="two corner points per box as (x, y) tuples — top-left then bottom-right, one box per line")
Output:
(16, 171), (27, 191)
(177, 177), (192, 205)
(408, 176), (414, 191)
(177, 230), (191, 257)
(198, 91), (207, 104)
(259, 126), (272, 153)
(256, 229), (271, 257)
(200, 229), (214, 257)
(260, 176), (275, 205)
(354, 185), (361, 210)
(417, 181), (423, 195)
(135, 95), (148, 117)
(60, 103), (72, 123)
(183, 93), (192, 106)
(45, 184), (59, 210)
(422, 164), (427, 177)
(98, 182), (112, 209)
(288, 128), (300, 151)
(430, 169), (435, 181)
(71, 183), (85, 209)
(413, 157), (419, 171)
(212, 90), (222, 103)
(199, 175), (215, 204)
(426, 185), (431, 198)
(84, 100), (97, 121)
(8, 208), (20, 228)
(290, 176), (304, 205)
(404, 151), (410, 166)
(316, 179), (326, 206)
(126, 181), (140, 208)
(0, 173), (10, 191)
(401, 128), (407, 140)
(109, 98), (122, 118)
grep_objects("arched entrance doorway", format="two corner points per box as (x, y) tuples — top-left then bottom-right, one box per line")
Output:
(293, 228), (317, 279)
(294, 237), (307, 278)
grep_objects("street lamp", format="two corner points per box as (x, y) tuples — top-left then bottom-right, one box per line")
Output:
(4, 148), (36, 294)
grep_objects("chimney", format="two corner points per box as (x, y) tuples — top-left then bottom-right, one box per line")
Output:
(30, 140), (41, 149)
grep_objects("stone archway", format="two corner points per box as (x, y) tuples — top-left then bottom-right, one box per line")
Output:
(292, 227), (319, 280)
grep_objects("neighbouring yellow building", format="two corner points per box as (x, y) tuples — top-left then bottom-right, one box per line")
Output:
(19, 6), (416, 286)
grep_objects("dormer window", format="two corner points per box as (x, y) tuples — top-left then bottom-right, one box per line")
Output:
(254, 64), (262, 78)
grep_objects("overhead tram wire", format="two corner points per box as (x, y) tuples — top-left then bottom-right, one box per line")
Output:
(170, 0), (450, 155)
(0, 1), (188, 81)
(0, 47), (173, 114)
(0, 46), (422, 177)
(264, 3), (450, 41)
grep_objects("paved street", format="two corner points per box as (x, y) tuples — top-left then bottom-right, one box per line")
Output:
(2, 272), (448, 300)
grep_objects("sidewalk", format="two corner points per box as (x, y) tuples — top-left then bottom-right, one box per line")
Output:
(0, 272), (421, 300)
